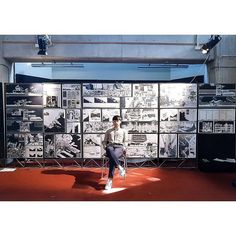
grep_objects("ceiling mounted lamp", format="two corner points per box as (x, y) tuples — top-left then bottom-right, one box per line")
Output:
(36, 35), (52, 55)
(138, 64), (189, 69)
(31, 62), (84, 68)
(201, 35), (222, 54)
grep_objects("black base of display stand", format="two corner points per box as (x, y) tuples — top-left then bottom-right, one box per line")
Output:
(232, 180), (236, 188)
(199, 159), (236, 172)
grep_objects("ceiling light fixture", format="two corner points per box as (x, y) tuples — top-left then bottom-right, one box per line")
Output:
(201, 35), (222, 54)
(36, 35), (52, 56)
(31, 62), (84, 68)
(138, 64), (189, 69)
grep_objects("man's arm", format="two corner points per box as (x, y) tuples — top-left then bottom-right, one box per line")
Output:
(123, 129), (128, 149)
(102, 131), (109, 150)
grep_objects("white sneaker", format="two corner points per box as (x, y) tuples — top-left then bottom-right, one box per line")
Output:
(105, 179), (112, 190)
(119, 167), (126, 178)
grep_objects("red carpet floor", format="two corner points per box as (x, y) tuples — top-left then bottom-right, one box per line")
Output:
(0, 167), (236, 200)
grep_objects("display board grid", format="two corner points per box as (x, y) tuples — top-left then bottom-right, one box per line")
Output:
(4, 82), (236, 170)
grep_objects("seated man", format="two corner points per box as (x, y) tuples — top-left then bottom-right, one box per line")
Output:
(102, 115), (128, 190)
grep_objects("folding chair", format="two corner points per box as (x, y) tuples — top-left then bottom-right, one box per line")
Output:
(101, 151), (128, 179)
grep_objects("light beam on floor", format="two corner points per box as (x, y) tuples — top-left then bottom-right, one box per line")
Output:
(102, 188), (126, 194)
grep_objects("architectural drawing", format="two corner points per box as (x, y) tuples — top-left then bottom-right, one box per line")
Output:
(122, 108), (158, 121)
(178, 134), (196, 158)
(83, 109), (101, 122)
(6, 83), (43, 96)
(62, 84), (81, 108)
(83, 83), (131, 97)
(159, 134), (177, 158)
(83, 134), (104, 158)
(55, 134), (81, 158)
(126, 134), (158, 158)
(44, 109), (65, 133)
(83, 97), (120, 108)
(160, 83), (197, 108)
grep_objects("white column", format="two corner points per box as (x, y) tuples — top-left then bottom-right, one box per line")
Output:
(0, 38), (11, 83)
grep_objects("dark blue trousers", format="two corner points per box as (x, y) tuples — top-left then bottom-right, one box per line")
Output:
(106, 145), (124, 178)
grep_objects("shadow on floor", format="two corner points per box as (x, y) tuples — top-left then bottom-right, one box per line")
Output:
(41, 169), (105, 191)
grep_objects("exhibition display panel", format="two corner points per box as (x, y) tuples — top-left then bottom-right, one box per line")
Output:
(3, 82), (236, 170)
(197, 84), (236, 171)
(0, 83), (4, 160)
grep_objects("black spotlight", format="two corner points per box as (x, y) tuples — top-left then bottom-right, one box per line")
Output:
(37, 35), (51, 55)
(201, 35), (222, 54)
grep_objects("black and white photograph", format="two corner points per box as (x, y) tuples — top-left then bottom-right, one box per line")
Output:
(62, 84), (81, 108)
(133, 83), (159, 97)
(214, 121), (235, 133)
(160, 122), (179, 133)
(83, 97), (120, 108)
(43, 83), (61, 108)
(6, 96), (43, 107)
(108, 83), (131, 97)
(44, 134), (55, 158)
(44, 109), (65, 133)
(198, 121), (214, 133)
(67, 123), (80, 133)
(199, 120), (234, 133)
(126, 134), (158, 158)
(160, 108), (197, 133)
(83, 134), (104, 159)
(122, 108), (158, 121)
(198, 109), (235, 133)
(160, 83), (197, 108)
(6, 83), (43, 96)
(102, 109), (120, 122)
(24, 133), (44, 159)
(6, 108), (43, 132)
(6, 120), (43, 133)
(83, 122), (112, 133)
(198, 109), (235, 121)
(6, 134), (25, 158)
(199, 83), (236, 107)
(82, 83), (106, 96)
(83, 109), (101, 122)
(122, 121), (158, 133)
(160, 109), (178, 121)
(178, 134), (196, 158)
(178, 109), (197, 121)
(199, 96), (236, 107)
(160, 109), (197, 122)
(55, 134), (81, 158)
(120, 96), (158, 108)
(159, 134), (177, 158)
(46, 96), (58, 108)
(199, 83), (236, 96)
(6, 133), (43, 159)
(6, 108), (43, 122)
(66, 109), (80, 122)
(66, 109), (81, 132)
(160, 121), (197, 133)
(178, 122), (197, 133)
(83, 83), (132, 97)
